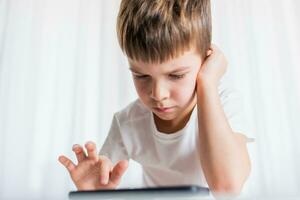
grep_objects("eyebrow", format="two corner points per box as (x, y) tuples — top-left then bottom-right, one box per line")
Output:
(129, 66), (191, 74)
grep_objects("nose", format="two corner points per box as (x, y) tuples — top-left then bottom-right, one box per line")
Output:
(150, 80), (169, 102)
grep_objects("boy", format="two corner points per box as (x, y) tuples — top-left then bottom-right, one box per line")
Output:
(58, 0), (251, 195)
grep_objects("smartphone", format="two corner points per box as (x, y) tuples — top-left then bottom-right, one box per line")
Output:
(69, 185), (210, 200)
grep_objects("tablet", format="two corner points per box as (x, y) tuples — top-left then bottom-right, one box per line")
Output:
(69, 185), (210, 200)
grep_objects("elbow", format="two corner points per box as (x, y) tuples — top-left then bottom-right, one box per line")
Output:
(210, 170), (250, 197)
(209, 150), (252, 196)
(211, 181), (243, 196)
(212, 157), (252, 196)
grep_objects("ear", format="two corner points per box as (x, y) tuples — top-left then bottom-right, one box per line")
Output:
(206, 49), (213, 56)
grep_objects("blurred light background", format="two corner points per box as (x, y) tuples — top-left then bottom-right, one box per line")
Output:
(0, 0), (299, 199)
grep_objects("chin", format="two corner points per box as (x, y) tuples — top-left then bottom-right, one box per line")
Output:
(153, 112), (177, 121)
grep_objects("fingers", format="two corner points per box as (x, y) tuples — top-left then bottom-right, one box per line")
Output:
(110, 160), (129, 185)
(72, 141), (98, 163)
(205, 44), (226, 66)
(85, 141), (98, 160)
(72, 144), (87, 163)
(58, 155), (76, 173)
(99, 156), (113, 185)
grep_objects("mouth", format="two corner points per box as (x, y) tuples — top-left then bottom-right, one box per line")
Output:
(153, 106), (175, 113)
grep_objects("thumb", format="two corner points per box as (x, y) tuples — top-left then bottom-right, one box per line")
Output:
(109, 160), (129, 185)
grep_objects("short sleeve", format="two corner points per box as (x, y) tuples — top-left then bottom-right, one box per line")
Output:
(218, 77), (254, 143)
(99, 114), (130, 164)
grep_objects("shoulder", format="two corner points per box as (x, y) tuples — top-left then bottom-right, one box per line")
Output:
(114, 99), (150, 125)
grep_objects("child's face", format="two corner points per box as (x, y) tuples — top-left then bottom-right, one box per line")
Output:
(128, 49), (202, 121)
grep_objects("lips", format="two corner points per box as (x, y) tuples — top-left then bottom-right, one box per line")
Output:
(153, 105), (172, 109)
(153, 106), (174, 113)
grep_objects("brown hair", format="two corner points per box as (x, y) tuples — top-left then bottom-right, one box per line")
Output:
(117, 0), (212, 63)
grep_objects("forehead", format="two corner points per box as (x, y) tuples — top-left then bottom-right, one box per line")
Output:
(128, 49), (202, 73)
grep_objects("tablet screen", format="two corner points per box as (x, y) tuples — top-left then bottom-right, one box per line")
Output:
(69, 185), (210, 200)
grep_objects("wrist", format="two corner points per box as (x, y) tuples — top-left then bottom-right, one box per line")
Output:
(196, 76), (218, 93)
(196, 78), (220, 112)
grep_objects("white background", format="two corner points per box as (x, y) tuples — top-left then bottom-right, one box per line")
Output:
(0, 0), (299, 199)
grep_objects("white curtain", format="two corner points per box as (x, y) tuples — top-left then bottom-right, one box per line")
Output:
(0, 0), (299, 199)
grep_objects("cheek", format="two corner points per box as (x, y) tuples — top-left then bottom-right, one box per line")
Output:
(172, 77), (197, 100)
(133, 81), (149, 99)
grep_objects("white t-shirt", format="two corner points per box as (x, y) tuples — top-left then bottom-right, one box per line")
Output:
(99, 78), (250, 188)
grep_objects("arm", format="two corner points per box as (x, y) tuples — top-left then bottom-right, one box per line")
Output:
(197, 45), (251, 195)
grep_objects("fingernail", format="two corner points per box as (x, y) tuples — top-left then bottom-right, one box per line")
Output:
(58, 156), (66, 162)
(86, 141), (95, 147)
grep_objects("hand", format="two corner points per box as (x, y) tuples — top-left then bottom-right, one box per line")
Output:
(58, 141), (129, 191)
(197, 44), (228, 87)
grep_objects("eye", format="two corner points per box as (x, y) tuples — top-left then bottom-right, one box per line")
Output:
(169, 74), (185, 80)
(133, 74), (149, 80)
